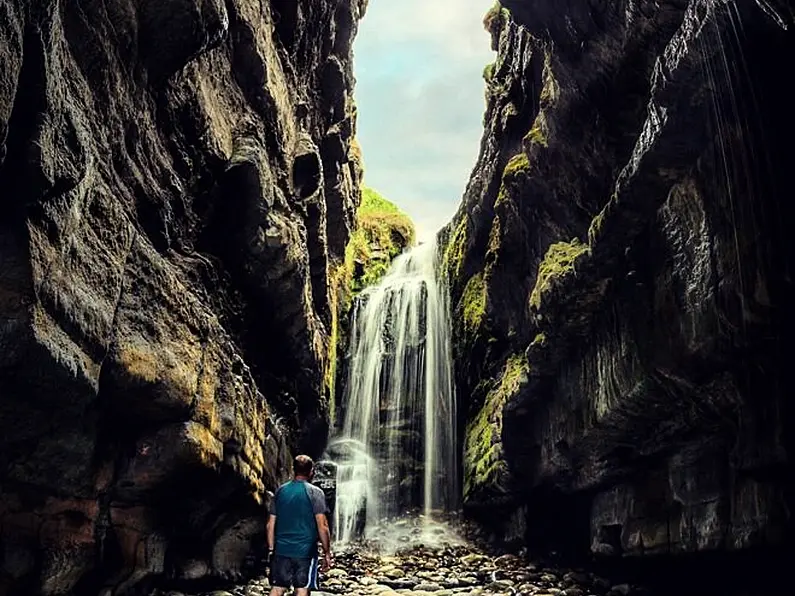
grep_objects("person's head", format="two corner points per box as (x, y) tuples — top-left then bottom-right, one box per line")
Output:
(293, 454), (314, 479)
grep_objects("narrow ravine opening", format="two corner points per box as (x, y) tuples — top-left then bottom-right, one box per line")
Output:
(312, 0), (497, 551)
(1, 1), (794, 595)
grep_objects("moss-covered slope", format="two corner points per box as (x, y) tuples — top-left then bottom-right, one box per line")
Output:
(345, 186), (416, 293)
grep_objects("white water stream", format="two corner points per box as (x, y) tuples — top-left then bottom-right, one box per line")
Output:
(325, 240), (458, 544)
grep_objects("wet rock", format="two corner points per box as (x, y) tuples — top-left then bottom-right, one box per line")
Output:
(383, 578), (418, 590)
(461, 554), (490, 566)
(0, 0), (367, 593)
(564, 572), (591, 587)
(360, 577), (379, 586)
(486, 579), (515, 591)
(446, 0), (795, 563)
(163, 519), (653, 596)
(592, 577), (612, 592)
(382, 567), (406, 579)
(415, 582), (444, 591)
(494, 554), (521, 568)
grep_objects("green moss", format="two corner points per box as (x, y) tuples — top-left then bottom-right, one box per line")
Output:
(483, 62), (496, 83)
(462, 273), (487, 333)
(500, 353), (529, 394)
(524, 118), (548, 148)
(345, 186), (415, 295)
(464, 352), (529, 499)
(503, 152), (530, 181)
(494, 182), (510, 209)
(483, 2), (510, 36)
(492, 150), (531, 211)
(358, 187), (408, 219)
(486, 215), (502, 258)
(531, 332), (547, 347)
(443, 216), (468, 280)
(529, 239), (589, 310)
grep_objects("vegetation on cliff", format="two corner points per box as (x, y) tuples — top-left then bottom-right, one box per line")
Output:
(345, 186), (415, 294)
(528, 239), (589, 311)
(464, 352), (529, 501)
(462, 272), (487, 333)
(483, 2), (510, 48)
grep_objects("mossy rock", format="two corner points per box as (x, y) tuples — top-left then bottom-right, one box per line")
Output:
(503, 152), (530, 181)
(493, 150), (532, 212)
(344, 186), (415, 295)
(531, 332), (547, 348)
(443, 216), (468, 280)
(464, 352), (529, 501)
(483, 62), (496, 83)
(524, 116), (548, 148)
(483, 1), (511, 50)
(462, 272), (487, 333)
(529, 239), (590, 311)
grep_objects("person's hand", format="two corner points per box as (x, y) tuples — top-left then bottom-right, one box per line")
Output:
(321, 551), (333, 572)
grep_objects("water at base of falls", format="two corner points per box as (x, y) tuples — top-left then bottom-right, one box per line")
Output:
(322, 240), (458, 545)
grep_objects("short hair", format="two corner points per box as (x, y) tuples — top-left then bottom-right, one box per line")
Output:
(293, 454), (314, 476)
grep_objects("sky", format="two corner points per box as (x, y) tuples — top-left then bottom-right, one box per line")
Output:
(353, 0), (496, 243)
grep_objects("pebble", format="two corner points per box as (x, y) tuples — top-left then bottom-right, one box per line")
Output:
(159, 518), (646, 596)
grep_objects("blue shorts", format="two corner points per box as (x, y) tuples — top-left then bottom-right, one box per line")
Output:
(270, 554), (319, 590)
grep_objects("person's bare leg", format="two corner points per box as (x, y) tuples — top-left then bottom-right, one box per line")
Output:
(269, 587), (287, 596)
(294, 589), (309, 596)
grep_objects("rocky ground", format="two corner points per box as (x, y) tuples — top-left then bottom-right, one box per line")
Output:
(159, 519), (647, 596)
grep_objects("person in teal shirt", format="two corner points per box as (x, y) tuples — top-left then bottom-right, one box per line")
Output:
(267, 455), (332, 595)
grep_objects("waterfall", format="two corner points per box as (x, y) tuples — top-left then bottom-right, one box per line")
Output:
(326, 240), (458, 544)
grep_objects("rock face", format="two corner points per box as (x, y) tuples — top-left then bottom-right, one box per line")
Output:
(0, 0), (366, 593)
(445, 0), (795, 557)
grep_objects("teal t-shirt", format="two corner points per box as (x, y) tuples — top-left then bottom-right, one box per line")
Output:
(273, 480), (328, 558)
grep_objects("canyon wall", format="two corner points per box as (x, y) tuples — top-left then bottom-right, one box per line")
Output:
(446, 0), (795, 557)
(0, 0), (366, 593)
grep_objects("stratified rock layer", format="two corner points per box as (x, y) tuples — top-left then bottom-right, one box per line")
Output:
(446, 0), (795, 557)
(0, 0), (366, 593)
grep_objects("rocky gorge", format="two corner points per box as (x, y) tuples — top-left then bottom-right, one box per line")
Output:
(1, 0), (795, 595)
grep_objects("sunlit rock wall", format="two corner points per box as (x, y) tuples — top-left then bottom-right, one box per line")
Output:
(0, 0), (366, 592)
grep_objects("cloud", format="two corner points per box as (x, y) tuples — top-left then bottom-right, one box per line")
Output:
(353, 0), (496, 242)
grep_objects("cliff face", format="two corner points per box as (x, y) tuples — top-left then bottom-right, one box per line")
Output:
(446, 0), (795, 557)
(0, 0), (365, 593)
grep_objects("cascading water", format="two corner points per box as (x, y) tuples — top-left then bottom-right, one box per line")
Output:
(325, 240), (458, 544)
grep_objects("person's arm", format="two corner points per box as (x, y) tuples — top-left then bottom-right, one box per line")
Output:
(308, 487), (333, 570)
(266, 514), (276, 558)
(315, 512), (332, 569)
